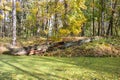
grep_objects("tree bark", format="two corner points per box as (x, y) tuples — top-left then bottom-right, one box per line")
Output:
(106, 0), (118, 36)
(12, 0), (17, 46)
(63, 0), (68, 28)
(54, 0), (58, 35)
(92, 0), (95, 36)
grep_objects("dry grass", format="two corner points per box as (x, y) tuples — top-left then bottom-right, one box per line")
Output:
(62, 37), (88, 42)
(45, 42), (120, 57)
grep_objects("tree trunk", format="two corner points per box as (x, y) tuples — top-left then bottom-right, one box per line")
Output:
(63, 0), (68, 28)
(106, 0), (118, 36)
(92, 0), (95, 36)
(12, 0), (17, 46)
(54, 0), (58, 35)
(81, 24), (85, 36)
(98, 16), (101, 36)
(101, 0), (105, 36)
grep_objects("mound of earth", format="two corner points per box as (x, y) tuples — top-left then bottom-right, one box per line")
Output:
(1, 36), (119, 57)
(45, 43), (120, 57)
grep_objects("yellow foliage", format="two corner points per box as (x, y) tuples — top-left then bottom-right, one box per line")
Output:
(0, 15), (4, 20)
(0, 0), (12, 11)
(59, 29), (70, 36)
(44, 30), (48, 34)
(77, 0), (87, 9)
(72, 29), (81, 36)
(16, 1), (20, 6)
(31, 8), (38, 14)
(91, 2), (95, 8)
(27, 15), (33, 21)
(16, 2), (22, 12)
(2, 6), (11, 11)
(16, 8), (22, 12)
(50, 36), (62, 42)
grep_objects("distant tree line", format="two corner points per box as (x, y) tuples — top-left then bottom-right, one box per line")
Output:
(0, 0), (120, 45)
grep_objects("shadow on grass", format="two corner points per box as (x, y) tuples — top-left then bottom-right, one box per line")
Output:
(0, 72), (12, 80)
(40, 57), (120, 75)
(0, 59), (68, 80)
(2, 51), (12, 55)
(0, 60), (43, 80)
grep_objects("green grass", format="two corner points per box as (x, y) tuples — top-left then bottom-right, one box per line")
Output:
(0, 55), (120, 80)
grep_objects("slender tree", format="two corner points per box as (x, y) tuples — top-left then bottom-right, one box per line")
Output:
(92, 0), (95, 36)
(106, 0), (118, 36)
(12, 0), (17, 46)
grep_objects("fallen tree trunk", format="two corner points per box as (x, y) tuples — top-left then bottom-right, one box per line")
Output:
(3, 36), (102, 56)
(48, 36), (102, 51)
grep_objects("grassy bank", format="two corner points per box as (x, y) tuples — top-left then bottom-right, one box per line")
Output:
(0, 55), (120, 80)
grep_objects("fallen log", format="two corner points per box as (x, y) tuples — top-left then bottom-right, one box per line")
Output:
(48, 36), (102, 51)
(2, 36), (102, 56)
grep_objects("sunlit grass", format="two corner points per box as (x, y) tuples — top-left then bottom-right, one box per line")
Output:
(0, 55), (120, 80)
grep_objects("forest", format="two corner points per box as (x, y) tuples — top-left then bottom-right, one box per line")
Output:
(0, 0), (120, 80)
